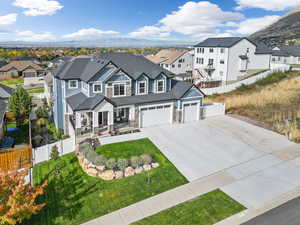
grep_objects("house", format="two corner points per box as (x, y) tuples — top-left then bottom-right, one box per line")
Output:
(0, 100), (6, 139)
(48, 55), (73, 68)
(52, 53), (205, 137)
(193, 37), (272, 84)
(0, 60), (47, 86)
(271, 46), (300, 65)
(0, 84), (13, 101)
(44, 72), (53, 105)
(146, 49), (194, 75)
(0, 61), (8, 68)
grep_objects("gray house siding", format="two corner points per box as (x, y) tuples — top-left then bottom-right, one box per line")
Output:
(54, 78), (64, 130)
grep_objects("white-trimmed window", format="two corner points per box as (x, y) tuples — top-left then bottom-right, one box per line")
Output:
(220, 59), (225, 64)
(138, 81), (147, 95)
(68, 80), (78, 89)
(220, 48), (225, 53)
(113, 83), (126, 97)
(93, 83), (102, 93)
(157, 80), (165, 93)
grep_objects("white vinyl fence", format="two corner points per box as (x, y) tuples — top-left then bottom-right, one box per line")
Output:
(202, 103), (225, 118)
(201, 65), (290, 95)
(33, 136), (75, 164)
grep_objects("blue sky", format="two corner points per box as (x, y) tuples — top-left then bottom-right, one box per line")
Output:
(0, 0), (299, 42)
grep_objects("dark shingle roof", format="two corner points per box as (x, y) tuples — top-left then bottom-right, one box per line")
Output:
(274, 46), (300, 57)
(0, 99), (6, 124)
(0, 61), (8, 68)
(254, 42), (273, 54)
(194, 37), (243, 48)
(66, 93), (87, 110)
(54, 53), (173, 82)
(0, 85), (13, 99)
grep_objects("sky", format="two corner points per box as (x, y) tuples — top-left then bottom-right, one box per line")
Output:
(0, 0), (299, 42)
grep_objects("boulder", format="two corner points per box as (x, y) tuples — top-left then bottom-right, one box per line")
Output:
(87, 163), (96, 169)
(115, 170), (124, 179)
(135, 167), (143, 174)
(99, 170), (115, 180)
(83, 158), (90, 167)
(124, 167), (135, 177)
(86, 168), (98, 177)
(96, 165), (105, 172)
(143, 164), (151, 171)
(151, 162), (159, 168)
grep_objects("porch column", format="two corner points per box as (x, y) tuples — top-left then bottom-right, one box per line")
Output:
(93, 111), (99, 134)
(108, 111), (114, 133)
(75, 112), (82, 136)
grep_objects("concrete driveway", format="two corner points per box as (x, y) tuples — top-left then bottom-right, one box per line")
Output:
(143, 116), (293, 182)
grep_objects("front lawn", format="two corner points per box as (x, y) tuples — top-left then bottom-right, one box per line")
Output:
(0, 77), (23, 86)
(132, 189), (246, 225)
(27, 88), (44, 94)
(23, 139), (187, 225)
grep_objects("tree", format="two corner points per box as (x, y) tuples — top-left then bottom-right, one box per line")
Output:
(50, 145), (59, 160)
(0, 169), (47, 225)
(8, 86), (32, 127)
(35, 106), (48, 119)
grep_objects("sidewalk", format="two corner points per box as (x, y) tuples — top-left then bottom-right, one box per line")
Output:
(82, 171), (235, 225)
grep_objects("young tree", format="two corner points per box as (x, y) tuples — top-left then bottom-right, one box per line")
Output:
(0, 169), (47, 225)
(8, 86), (32, 127)
(50, 145), (59, 160)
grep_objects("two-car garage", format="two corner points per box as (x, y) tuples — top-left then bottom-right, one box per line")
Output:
(139, 104), (172, 128)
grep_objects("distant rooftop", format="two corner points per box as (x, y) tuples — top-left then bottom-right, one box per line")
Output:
(146, 49), (188, 65)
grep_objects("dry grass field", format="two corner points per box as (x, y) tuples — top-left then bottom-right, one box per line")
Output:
(206, 70), (300, 142)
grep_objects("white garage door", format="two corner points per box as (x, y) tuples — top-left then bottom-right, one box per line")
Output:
(140, 104), (172, 128)
(183, 102), (199, 122)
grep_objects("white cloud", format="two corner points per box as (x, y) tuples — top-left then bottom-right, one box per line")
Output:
(63, 28), (119, 39)
(0, 13), (18, 26)
(16, 30), (56, 41)
(235, 0), (300, 11)
(129, 1), (244, 39)
(226, 15), (280, 35)
(129, 26), (170, 39)
(13, 0), (63, 16)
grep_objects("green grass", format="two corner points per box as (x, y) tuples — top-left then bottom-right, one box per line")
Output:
(27, 88), (44, 94)
(132, 189), (246, 225)
(23, 139), (187, 225)
(0, 77), (23, 86)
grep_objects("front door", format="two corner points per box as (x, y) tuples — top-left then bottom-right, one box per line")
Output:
(98, 112), (108, 127)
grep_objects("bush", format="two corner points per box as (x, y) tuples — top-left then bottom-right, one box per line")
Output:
(140, 154), (152, 165)
(35, 106), (48, 119)
(86, 151), (98, 163)
(236, 84), (252, 92)
(105, 158), (116, 170)
(94, 155), (107, 166)
(50, 145), (59, 160)
(131, 156), (142, 169)
(117, 158), (128, 171)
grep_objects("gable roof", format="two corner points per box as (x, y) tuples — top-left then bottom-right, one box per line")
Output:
(0, 60), (44, 72)
(0, 85), (13, 99)
(146, 49), (188, 65)
(194, 37), (244, 48)
(54, 53), (173, 82)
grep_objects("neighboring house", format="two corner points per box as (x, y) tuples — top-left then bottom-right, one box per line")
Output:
(44, 72), (53, 105)
(0, 84), (13, 101)
(271, 46), (300, 65)
(48, 55), (73, 68)
(0, 60), (47, 86)
(0, 100), (6, 139)
(0, 61), (8, 68)
(193, 37), (272, 84)
(52, 53), (205, 137)
(174, 73), (193, 81)
(146, 49), (194, 74)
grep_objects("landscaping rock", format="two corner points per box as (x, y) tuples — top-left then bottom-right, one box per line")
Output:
(99, 170), (115, 180)
(151, 162), (159, 168)
(87, 163), (96, 169)
(135, 167), (143, 174)
(86, 168), (98, 177)
(124, 167), (135, 177)
(115, 170), (124, 179)
(143, 164), (151, 171)
(96, 165), (105, 172)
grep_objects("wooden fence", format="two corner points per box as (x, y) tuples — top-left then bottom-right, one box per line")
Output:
(0, 145), (32, 171)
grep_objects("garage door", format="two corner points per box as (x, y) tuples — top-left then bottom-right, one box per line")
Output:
(140, 104), (172, 128)
(183, 102), (199, 122)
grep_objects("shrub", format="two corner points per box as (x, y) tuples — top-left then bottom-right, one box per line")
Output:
(130, 156), (142, 169)
(35, 106), (48, 119)
(105, 158), (116, 170)
(140, 154), (152, 165)
(86, 151), (98, 163)
(117, 158), (128, 171)
(50, 145), (59, 160)
(94, 155), (107, 166)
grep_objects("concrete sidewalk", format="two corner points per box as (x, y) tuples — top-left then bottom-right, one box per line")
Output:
(81, 171), (235, 225)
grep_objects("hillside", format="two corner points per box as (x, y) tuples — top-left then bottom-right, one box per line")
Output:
(250, 6), (300, 46)
(206, 70), (300, 142)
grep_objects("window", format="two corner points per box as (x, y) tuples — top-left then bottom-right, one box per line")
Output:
(165, 64), (169, 68)
(178, 64), (181, 68)
(209, 48), (214, 53)
(220, 59), (225, 64)
(68, 80), (78, 89)
(220, 48), (225, 53)
(220, 71), (224, 76)
(157, 80), (164, 93)
(172, 64), (175, 68)
(272, 57), (276, 62)
(298, 57), (300, 61)
(208, 59), (214, 65)
(113, 83), (126, 97)
(278, 57), (281, 61)
(196, 58), (204, 64)
(179, 58), (185, 63)
(93, 83), (102, 93)
(246, 48), (250, 53)
(138, 81), (147, 94)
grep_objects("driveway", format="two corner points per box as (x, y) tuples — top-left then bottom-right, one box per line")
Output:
(143, 116), (293, 182)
